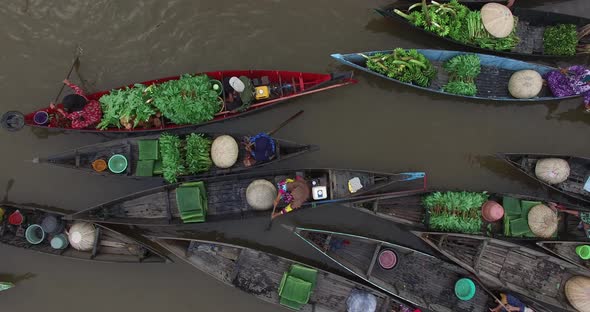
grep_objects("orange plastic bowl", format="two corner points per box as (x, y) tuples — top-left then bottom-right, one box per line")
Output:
(92, 159), (107, 172)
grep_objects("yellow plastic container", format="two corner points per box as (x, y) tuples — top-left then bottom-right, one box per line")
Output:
(255, 86), (270, 100)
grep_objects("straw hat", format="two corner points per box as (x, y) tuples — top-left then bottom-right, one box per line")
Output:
(68, 222), (97, 251)
(508, 70), (543, 99)
(481, 3), (514, 38)
(528, 204), (558, 238)
(246, 179), (277, 211)
(535, 158), (570, 185)
(211, 135), (239, 168)
(566, 276), (590, 312)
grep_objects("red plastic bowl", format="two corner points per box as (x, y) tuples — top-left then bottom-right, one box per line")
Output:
(378, 249), (398, 269)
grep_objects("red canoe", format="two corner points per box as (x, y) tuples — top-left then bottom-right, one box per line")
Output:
(6, 70), (355, 133)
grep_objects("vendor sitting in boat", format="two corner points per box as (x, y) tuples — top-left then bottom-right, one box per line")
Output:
(550, 203), (590, 238)
(489, 292), (534, 312)
(271, 176), (310, 219)
(243, 133), (276, 167)
(49, 79), (102, 129)
(544, 65), (590, 112)
(223, 76), (254, 112)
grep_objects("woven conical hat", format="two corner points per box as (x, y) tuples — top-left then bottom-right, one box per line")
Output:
(481, 3), (514, 38)
(566, 276), (590, 312)
(528, 204), (557, 238)
(246, 179), (277, 211)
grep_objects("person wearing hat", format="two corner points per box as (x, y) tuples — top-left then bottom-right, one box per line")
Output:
(489, 293), (534, 312)
(551, 203), (590, 238)
(271, 176), (311, 219)
(223, 76), (255, 112)
(49, 79), (102, 129)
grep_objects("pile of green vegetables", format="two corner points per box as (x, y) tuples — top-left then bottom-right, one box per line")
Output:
(362, 48), (437, 87)
(543, 24), (578, 56)
(442, 54), (481, 96)
(394, 0), (520, 51)
(159, 133), (212, 183)
(423, 191), (489, 233)
(97, 74), (221, 130)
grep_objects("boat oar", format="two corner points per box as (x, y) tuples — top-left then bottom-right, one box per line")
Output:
(267, 109), (304, 136)
(53, 56), (81, 103)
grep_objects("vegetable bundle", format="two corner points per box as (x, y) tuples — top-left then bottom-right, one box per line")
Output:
(185, 134), (213, 174)
(394, 0), (519, 51)
(97, 74), (220, 130)
(363, 48), (437, 87)
(543, 24), (578, 56)
(423, 191), (489, 233)
(159, 133), (213, 183)
(442, 54), (481, 96)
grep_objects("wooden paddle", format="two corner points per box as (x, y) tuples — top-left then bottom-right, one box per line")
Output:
(53, 56), (81, 103)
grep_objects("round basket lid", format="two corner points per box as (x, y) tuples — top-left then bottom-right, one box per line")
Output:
(211, 135), (239, 169)
(108, 154), (128, 173)
(481, 201), (504, 222)
(535, 158), (570, 185)
(455, 278), (476, 301)
(508, 70), (543, 99)
(566, 276), (590, 312)
(481, 3), (514, 38)
(528, 204), (558, 238)
(246, 179), (277, 211)
(378, 249), (398, 269)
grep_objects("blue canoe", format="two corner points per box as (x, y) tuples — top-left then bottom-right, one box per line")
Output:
(331, 49), (581, 102)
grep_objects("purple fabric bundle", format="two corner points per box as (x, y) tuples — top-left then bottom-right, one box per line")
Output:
(544, 65), (590, 108)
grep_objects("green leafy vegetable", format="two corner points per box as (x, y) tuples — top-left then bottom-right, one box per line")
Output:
(543, 24), (578, 56)
(149, 74), (221, 125)
(441, 54), (481, 96)
(159, 133), (184, 183)
(394, 0), (519, 52)
(423, 191), (489, 233)
(97, 84), (156, 130)
(96, 74), (220, 130)
(363, 48), (437, 87)
(185, 134), (212, 174)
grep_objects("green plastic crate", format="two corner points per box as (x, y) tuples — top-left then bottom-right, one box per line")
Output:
(135, 160), (155, 177)
(502, 196), (522, 216)
(279, 274), (312, 309)
(138, 140), (159, 160)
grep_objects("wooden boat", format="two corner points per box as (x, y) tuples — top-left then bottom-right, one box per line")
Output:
(331, 49), (580, 101)
(416, 231), (590, 311)
(154, 237), (417, 311)
(500, 153), (590, 204)
(34, 131), (316, 181)
(537, 241), (590, 272)
(66, 169), (426, 226)
(376, 2), (590, 58)
(293, 227), (495, 312)
(0, 202), (167, 263)
(14, 70), (355, 133)
(349, 191), (590, 241)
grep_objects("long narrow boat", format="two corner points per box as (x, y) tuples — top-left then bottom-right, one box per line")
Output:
(537, 241), (590, 273)
(34, 131), (316, 181)
(331, 49), (579, 101)
(415, 231), (590, 311)
(66, 169), (426, 226)
(500, 153), (590, 204)
(0, 203), (167, 263)
(293, 227), (495, 312)
(154, 237), (417, 311)
(349, 191), (590, 241)
(377, 2), (590, 58)
(10, 70), (355, 133)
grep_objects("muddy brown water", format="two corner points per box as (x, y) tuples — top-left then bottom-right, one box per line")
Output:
(1, 0), (589, 311)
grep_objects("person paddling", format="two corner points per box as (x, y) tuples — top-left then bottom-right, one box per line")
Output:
(271, 176), (310, 219)
(49, 79), (102, 129)
(489, 292), (534, 312)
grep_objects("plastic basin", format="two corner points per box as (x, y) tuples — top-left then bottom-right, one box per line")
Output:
(378, 249), (398, 270)
(455, 278), (476, 301)
(108, 154), (128, 174)
(25, 224), (45, 245)
(576, 245), (590, 260)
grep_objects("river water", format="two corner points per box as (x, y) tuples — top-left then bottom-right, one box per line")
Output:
(1, 0), (589, 311)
